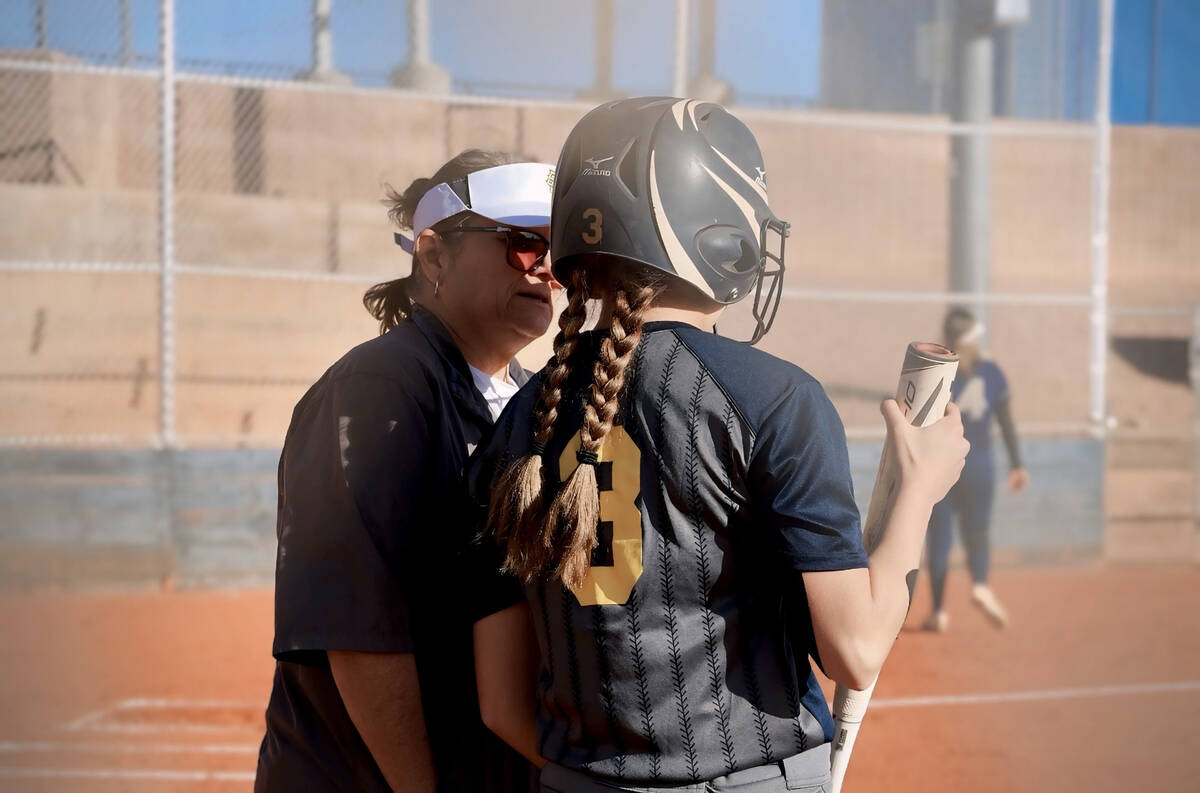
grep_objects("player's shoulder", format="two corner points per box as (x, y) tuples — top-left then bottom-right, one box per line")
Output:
(287, 319), (442, 432)
(649, 323), (824, 431)
(978, 358), (1008, 382)
(326, 318), (438, 390)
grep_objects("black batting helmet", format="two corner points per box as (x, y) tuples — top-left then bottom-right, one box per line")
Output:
(550, 97), (790, 344)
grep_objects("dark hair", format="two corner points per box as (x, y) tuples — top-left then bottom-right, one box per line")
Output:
(363, 148), (528, 334)
(943, 307), (977, 347)
(489, 263), (665, 589)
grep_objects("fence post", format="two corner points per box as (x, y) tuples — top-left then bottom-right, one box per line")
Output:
(158, 0), (179, 582)
(1089, 0), (1114, 438)
(672, 0), (690, 97)
(1192, 305), (1200, 559)
(948, 0), (994, 329)
(159, 0), (176, 451)
(391, 0), (450, 92)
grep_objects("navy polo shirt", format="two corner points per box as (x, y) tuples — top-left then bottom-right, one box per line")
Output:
(255, 305), (537, 793)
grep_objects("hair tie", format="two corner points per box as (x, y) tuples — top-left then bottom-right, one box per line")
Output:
(575, 448), (600, 467)
(530, 440), (546, 457)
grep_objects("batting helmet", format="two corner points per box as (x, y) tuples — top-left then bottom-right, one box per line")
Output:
(550, 97), (790, 344)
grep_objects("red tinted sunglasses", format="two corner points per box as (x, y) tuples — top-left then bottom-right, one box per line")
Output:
(453, 225), (550, 273)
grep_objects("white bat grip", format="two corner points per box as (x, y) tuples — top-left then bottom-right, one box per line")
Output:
(827, 343), (958, 793)
(829, 679), (877, 793)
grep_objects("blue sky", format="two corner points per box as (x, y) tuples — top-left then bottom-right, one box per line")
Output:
(2, 0), (1196, 123)
(0, 0), (824, 101)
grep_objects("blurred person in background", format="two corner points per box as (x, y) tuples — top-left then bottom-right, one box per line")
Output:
(922, 307), (1029, 633)
(466, 98), (968, 792)
(254, 149), (559, 793)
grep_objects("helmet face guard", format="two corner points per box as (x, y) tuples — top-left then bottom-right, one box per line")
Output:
(746, 216), (790, 346)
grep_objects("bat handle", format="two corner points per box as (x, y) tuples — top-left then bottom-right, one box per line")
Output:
(829, 679), (877, 793)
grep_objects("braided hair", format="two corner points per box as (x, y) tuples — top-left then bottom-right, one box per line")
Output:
(488, 267), (592, 577)
(491, 265), (662, 588)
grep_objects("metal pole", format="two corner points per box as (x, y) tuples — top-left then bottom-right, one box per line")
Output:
(1053, 0), (1066, 118)
(391, 0), (448, 92)
(594, 0), (614, 96)
(672, 0), (690, 97)
(948, 0), (993, 327)
(34, 0), (46, 49)
(313, 0), (334, 75)
(1089, 0), (1114, 436)
(159, 0), (176, 449)
(121, 0), (133, 66)
(931, 0), (950, 114)
(1192, 306), (1200, 558)
(697, 0), (715, 78)
(410, 0), (431, 66)
(1148, 0), (1161, 122)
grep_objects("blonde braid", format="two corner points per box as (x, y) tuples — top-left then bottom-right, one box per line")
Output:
(547, 278), (659, 589)
(489, 268), (590, 582)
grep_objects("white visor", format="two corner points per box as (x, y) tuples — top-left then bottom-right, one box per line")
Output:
(395, 162), (556, 253)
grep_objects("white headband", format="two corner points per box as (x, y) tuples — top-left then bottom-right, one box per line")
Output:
(956, 322), (986, 346)
(394, 162), (556, 253)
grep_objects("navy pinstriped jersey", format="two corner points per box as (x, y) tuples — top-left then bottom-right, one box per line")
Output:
(467, 320), (868, 785)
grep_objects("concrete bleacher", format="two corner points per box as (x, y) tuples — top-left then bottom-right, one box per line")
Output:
(0, 58), (1196, 584)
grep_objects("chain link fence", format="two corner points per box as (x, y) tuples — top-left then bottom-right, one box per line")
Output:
(0, 0), (1196, 580)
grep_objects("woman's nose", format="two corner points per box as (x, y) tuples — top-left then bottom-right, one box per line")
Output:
(531, 258), (559, 286)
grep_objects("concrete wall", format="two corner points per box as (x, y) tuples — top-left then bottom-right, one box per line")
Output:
(0, 448), (278, 588)
(0, 440), (1104, 589)
(0, 66), (1196, 578)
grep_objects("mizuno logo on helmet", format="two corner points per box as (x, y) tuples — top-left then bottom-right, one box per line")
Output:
(755, 167), (767, 189)
(582, 155), (614, 177)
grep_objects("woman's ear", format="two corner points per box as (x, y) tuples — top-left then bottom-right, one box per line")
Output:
(413, 228), (446, 289)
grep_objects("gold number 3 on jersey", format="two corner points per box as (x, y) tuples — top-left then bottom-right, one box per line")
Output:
(581, 208), (603, 244)
(558, 427), (642, 606)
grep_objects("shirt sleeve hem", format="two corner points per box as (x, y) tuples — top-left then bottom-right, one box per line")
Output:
(781, 552), (870, 573)
(273, 632), (414, 660)
(469, 591), (527, 625)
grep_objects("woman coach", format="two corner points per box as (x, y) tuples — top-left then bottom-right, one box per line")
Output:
(255, 149), (559, 793)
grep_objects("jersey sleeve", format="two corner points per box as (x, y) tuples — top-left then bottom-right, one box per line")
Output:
(272, 372), (431, 661)
(987, 362), (1022, 469)
(983, 360), (1010, 402)
(748, 381), (868, 573)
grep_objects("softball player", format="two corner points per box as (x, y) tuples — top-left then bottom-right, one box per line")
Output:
(922, 308), (1028, 632)
(465, 98), (969, 792)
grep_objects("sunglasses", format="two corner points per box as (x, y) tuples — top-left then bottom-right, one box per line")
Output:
(451, 225), (550, 273)
(394, 225), (551, 274)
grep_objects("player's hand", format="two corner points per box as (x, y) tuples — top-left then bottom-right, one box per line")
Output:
(881, 399), (969, 506)
(1008, 467), (1029, 493)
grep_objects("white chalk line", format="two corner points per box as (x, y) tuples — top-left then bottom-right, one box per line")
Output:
(12, 682), (1196, 784)
(0, 767), (254, 782)
(0, 740), (258, 755)
(869, 680), (1200, 709)
(72, 722), (260, 735)
(64, 698), (264, 734)
(108, 697), (262, 710)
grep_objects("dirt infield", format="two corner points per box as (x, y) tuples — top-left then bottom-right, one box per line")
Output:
(0, 564), (1197, 792)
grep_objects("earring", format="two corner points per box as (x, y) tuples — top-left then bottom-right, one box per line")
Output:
(434, 279), (440, 297)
